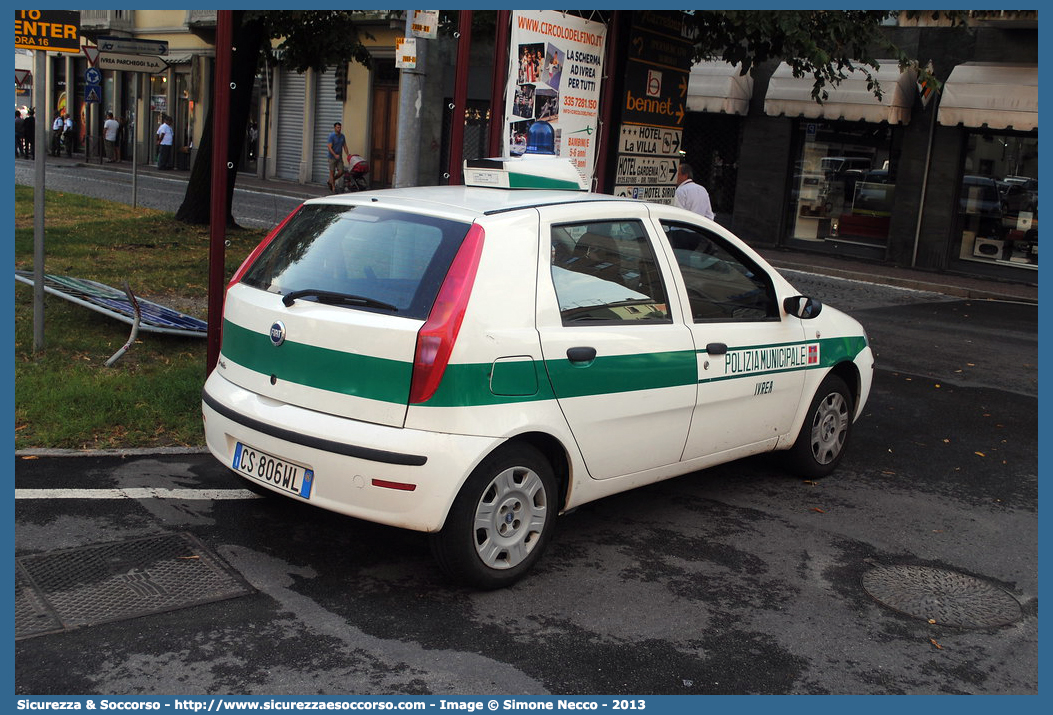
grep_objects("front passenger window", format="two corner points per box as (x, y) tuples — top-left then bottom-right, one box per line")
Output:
(662, 221), (777, 322)
(550, 221), (670, 325)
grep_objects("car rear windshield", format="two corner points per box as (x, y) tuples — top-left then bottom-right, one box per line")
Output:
(241, 204), (473, 320)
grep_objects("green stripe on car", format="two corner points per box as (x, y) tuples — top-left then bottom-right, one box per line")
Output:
(221, 320), (413, 403)
(224, 319), (866, 406)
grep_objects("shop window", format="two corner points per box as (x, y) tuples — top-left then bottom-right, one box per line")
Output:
(789, 121), (895, 248)
(956, 133), (1038, 268)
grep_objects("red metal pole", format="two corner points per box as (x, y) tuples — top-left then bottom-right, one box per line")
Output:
(594, 11), (622, 194)
(487, 10), (511, 158)
(447, 11), (472, 185)
(206, 10), (233, 375)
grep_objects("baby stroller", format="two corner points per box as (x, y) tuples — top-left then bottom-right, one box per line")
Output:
(333, 154), (370, 192)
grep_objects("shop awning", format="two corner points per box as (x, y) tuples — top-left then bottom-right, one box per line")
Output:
(687, 61), (753, 116)
(162, 52), (195, 66)
(937, 63), (1037, 131)
(764, 60), (916, 124)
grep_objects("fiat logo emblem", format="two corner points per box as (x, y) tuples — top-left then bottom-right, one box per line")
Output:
(269, 321), (286, 347)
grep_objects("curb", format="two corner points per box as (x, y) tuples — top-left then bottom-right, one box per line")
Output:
(16, 446), (210, 459)
(764, 259), (1038, 304)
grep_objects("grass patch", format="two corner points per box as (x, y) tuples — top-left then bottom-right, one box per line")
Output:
(15, 185), (268, 450)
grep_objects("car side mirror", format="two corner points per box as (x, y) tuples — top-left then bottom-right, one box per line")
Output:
(784, 295), (823, 320)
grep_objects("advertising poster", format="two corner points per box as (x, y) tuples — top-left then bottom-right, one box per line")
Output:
(505, 10), (606, 184)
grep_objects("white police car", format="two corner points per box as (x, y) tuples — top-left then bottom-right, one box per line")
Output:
(202, 157), (873, 589)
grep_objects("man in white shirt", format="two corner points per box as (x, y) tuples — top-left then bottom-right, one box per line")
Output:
(51, 114), (64, 156)
(674, 162), (715, 220)
(62, 113), (75, 157)
(103, 111), (120, 162)
(156, 115), (174, 169)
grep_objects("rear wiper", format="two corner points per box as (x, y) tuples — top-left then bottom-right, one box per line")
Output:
(282, 289), (398, 312)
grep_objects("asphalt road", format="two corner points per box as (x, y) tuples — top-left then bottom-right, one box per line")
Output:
(15, 292), (1037, 696)
(15, 158), (305, 231)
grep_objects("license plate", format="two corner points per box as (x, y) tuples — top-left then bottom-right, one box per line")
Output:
(233, 443), (313, 499)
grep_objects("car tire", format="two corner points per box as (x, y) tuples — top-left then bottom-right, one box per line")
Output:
(787, 373), (854, 478)
(431, 444), (558, 590)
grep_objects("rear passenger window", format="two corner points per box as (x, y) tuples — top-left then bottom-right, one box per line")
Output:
(550, 220), (670, 324)
(240, 204), (470, 320)
(661, 221), (777, 322)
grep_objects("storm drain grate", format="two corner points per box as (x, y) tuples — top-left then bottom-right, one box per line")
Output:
(862, 564), (1022, 629)
(15, 532), (254, 640)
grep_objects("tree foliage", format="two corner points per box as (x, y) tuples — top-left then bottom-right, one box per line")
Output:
(684, 10), (968, 102)
(253, 10), (382, 73)
(175, 10), (380, 226)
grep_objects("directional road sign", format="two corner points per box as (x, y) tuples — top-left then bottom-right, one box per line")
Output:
(619, 125), (682, 158)
(85, 67), (102, 85)
(614, 154), (679, 186)
(98, 53), (168, 74)
(97, 36), (169, 56)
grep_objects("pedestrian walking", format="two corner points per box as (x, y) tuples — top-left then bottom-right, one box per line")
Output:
(51, 113), (63, 156)
(103, 111), (120, 162)
(16, 110), (25, 158)
(115, 115), (127, 162)
(22, 108), (35, 159)
(62, 113), (75, 157)
(326, 121), (350, 192)
(156, 115), (174, 169)
(674, 162), (715, 220)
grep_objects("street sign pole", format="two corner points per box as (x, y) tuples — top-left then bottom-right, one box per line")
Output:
(18, 10), (82, 352)
(206, 10), (233, 375)
(33, 48), (47, 352)
(132, 73), (139, 207)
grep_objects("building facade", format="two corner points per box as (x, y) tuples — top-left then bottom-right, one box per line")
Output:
(682, 12), (1038, 285)
(24, 11), (1037, 286)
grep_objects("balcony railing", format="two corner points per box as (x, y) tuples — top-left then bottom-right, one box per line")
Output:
(80, 10), (135, 34)
(186, 10), (217, 29)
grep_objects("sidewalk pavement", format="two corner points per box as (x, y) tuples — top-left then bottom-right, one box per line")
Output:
(23, 154), (1038, 305)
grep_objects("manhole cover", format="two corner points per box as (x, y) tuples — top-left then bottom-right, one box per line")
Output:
(862, 564), (1022, 629)
(15, 532), (253, 640)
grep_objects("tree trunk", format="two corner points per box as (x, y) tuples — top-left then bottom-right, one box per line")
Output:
(175, 12), (266, 227)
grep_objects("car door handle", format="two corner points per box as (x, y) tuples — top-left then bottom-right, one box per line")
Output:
(705, 342), (728, 355)
(566, 347), (597, 363)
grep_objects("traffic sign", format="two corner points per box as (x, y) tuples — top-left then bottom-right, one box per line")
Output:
(85, 84), (102, 104)
(98, 53), (168, 74)
(96, 36), (169, 56)
(83, 45), (100, 67)
(619, 125), (682, 158)
(622, 62), (688, 129)
(612, 185), (678, 203)
(85, 67), (102, 85)
(615, 154), (678, 186)
(15, 69), (32, 88)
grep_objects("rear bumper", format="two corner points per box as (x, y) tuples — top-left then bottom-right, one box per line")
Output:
(202, 371), (501, 532)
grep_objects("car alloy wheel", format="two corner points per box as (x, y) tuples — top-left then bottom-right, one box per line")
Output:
(787, 373), (854, 478)
(431, 444), (557, 589)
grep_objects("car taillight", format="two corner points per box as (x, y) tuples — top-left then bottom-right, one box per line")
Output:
(226, 204), (303, 290)
(409, 223), (485, 404)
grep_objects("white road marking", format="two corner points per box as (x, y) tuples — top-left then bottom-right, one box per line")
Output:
(15, 488), (262, 500)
